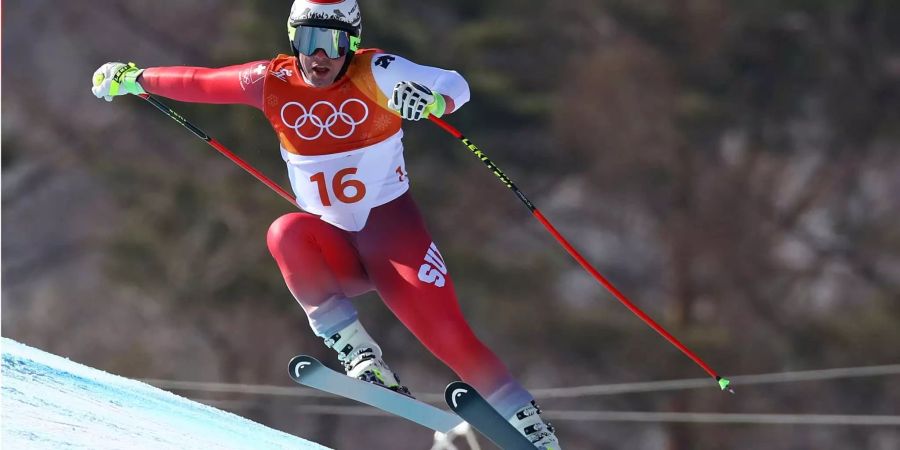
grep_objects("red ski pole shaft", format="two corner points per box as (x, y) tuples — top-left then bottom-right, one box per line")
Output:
(138, 94), (299, 209)
(429, 116), (732, 393)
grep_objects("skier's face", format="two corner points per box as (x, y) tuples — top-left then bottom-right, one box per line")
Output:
(298, 49), (347, 88)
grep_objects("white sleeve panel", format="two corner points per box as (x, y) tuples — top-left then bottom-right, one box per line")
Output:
(370, 53), (470, 110)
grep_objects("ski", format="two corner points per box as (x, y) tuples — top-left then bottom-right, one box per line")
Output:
(288, 355), (463, 433)
(445, 381), (535, 449)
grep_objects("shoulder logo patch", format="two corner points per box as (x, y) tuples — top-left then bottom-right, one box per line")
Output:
(239, 63), (267, 90)
(374, 55), (396, 69)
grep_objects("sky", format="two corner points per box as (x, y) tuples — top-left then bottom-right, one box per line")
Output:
(1, 337), (330, 450)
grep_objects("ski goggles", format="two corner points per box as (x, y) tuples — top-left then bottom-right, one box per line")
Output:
(291, 26), (360, 59)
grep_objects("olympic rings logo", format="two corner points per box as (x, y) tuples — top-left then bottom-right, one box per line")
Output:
(280, 99), (369, 141)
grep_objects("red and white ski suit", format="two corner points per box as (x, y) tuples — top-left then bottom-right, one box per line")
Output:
(139, 50), (533, 417)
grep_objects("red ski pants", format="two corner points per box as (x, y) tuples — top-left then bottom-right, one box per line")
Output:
(267, 192), (526, 406)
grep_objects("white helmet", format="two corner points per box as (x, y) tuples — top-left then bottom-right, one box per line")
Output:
(288, 0), (362, 52)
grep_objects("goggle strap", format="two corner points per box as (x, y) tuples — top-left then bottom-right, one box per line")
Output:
(290, 18), (357, 35)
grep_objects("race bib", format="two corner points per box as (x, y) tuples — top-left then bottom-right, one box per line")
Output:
(282, 131), (409, 231)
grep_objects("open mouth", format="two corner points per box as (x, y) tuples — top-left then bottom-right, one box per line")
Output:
(311, 66), (331, 76)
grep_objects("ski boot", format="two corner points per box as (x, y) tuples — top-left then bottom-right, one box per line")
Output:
(509, 400), (562, 449)
(324, 319), (412, 397)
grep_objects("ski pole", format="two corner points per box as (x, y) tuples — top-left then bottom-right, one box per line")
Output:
(137, 94), (300, 209)
(428, 116), (733, 394)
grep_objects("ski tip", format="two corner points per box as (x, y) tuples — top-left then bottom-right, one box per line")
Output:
(288, 355), (321, 380)
(445, 381), (476, 409)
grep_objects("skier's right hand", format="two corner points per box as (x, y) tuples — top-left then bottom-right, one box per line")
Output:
(91, 62), (145, 102)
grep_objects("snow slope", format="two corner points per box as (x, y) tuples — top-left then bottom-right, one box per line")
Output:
(1, 337), (330, 450)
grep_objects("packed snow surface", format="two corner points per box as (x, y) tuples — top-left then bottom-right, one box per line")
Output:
(1, 337), (330, 449)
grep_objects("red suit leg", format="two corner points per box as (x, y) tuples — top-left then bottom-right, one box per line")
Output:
(267, 193), (533, 418)
(267, 212), (371, 311)
(355, 194), (532, 416)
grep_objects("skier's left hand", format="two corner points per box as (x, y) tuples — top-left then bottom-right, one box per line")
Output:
(388, 81), (446, 121)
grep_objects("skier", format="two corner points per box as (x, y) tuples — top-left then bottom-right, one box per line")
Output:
(91, 1), (561, 448)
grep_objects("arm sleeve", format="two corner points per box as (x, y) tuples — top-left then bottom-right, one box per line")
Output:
(370, 54), (470, 114)
(138, 60), (270, 110)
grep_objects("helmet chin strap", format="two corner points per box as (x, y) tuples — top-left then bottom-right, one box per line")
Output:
(333, 51), (355, 81)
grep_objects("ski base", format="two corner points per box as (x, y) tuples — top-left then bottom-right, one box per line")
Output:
(445, 381), (535, 449)
(288, 355), (462, 433)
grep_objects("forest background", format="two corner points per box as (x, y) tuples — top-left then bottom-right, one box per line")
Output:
(3, 1), (899, 449)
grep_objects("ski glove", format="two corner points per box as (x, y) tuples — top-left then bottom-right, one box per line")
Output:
(388, 81), (446, 121)
(92, 62), (145, 102)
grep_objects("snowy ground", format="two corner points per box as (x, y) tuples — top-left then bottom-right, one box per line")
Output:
(1, 337), (330, 450)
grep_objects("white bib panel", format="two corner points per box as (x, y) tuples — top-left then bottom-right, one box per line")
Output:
(282, 130), (409, 231)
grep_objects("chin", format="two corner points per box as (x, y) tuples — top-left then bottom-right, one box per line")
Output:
(312, 79), (335, 88)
